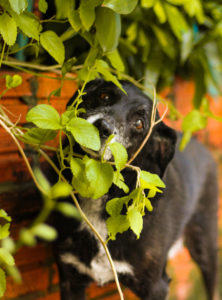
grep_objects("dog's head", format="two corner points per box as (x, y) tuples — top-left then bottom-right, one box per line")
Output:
(68, 79), (177, 176)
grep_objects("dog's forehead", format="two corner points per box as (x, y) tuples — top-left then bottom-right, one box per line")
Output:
(84, 79), (152, 108)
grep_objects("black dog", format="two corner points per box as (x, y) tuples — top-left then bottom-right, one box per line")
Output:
(53, 80), (218, 300)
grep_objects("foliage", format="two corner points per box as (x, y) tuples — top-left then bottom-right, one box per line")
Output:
(0, 0), (221, 139)
(0, 0), (222, 297)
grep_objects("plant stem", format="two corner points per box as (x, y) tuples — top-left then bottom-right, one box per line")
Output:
(0, 119), (46, 195)
(0, 42), (6, 68)
(39, 149), (124, 300)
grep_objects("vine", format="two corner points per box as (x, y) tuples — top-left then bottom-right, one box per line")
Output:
(0, 0), (222, 298)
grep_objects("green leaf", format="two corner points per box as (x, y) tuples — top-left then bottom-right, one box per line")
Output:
(0, 269), (6, 298)
(85, 159), (114, 199)
(22, 128), (58, 144)
(103, 0), (138, 14)
(152, 25), (176, 59)
(94, 60), (124, 92)
(0, 224), (10, 240)
(182, 110), (207, 133)
(40, 31), (65, 65)
(95, 7), (121, 52)
(71, 157), (94, 198)
(184, 0), (205, 24)
(32, 224), (57, 241)
(68, 10), (82, 32)
(66, 117), (101, 151)
(39, 0), (48, 13)
(140, 171), (165, 188)
(126, 22), (137, 43)
(180, 131), (192, 151)
(106, 215), (129, 240)
(12, 12), (40, 41)
(0, 210), (11, 222)
(145, 198), (153, 211)
(51, 182), (73, 199)
(62, 57), (77, 76)
(0, 13), (17, 46)
(19, 229), (36, 246)
(153, 1), (167, 23)
(0, 248), (15, 266)
(109, 142), (128, 171)
(164, 3), (189, 40)
(141, 0), (156, 8)
(1, 238), (15, 254)
(55, 203), (81, 219)
(181, 29), (193, 63)
(33, 167), (51, 195)
(5, 74), (22, 89)
(127, 207), (143, 238)
(106, 196), (128, 216)
(26, 104), (61, 130)
(106, 49), (125, 72)
(193, 66), (206, 109)
(55, 0), (75, 19)
(79, 0), (102, 31)
(113, 171), (129, 193)
(5, 265), (21, 284)
(9, 0), (27, 14)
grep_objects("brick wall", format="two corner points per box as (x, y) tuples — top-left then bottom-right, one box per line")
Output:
(0, 74), (221, 300)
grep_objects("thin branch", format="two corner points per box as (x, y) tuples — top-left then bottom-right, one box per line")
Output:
(0, 119), (46, 195)
(127, 88), (168, 165)
(39, 149), (124, 300)
(0, 108), (124, 300)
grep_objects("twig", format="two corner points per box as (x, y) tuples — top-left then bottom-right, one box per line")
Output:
(0, 109), (124, 300)
(39, 149), (124, 300)
(0, 119), (46, 195)
(127, 88), (168, 165)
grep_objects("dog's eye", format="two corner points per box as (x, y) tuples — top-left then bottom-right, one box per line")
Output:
(134, 119), (144, 130)
(100, 93), (110, 101)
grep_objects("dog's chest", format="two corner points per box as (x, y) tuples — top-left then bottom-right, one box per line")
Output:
(61, 197), (134, 285)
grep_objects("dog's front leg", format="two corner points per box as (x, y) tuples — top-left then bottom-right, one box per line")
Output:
(56, 258), (92, 300)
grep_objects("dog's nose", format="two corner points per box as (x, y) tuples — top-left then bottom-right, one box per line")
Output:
(94, 119), (114, 138)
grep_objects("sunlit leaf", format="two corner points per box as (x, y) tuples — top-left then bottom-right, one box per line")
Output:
(0, 248), (15, 266)
(39, 0), (48, 13)
(12, 11), (40, 41)
(85, 159), (114, 199)
(109, 142), (128, 171)
(0, 13), (17, 46)
(22, 128), (58, 144)
(79, 0), (102, 31)
(26, 104), (61, 130)
(32, 224), (57, 241)
(5, 75), (22, 89)
(66, 117), (101, 151)
(95, 7), (121, 52)
(103, 0), (138, 14)
(127, 207), (143, 238)
(9, 0), (27, 14)
(40, 31), (65, 65)
(106, 196), (128, 216)
(106, 215), (129, 240)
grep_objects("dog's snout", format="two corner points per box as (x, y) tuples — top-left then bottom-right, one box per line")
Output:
(95, 119), (114, 138)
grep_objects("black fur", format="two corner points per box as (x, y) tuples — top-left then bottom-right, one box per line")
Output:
(53, 80), (218, 300)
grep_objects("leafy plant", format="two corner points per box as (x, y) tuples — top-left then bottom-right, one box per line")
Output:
(0, 0), (222, 298)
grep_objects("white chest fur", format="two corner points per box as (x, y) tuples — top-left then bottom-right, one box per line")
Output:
(60, 197), (134, 286)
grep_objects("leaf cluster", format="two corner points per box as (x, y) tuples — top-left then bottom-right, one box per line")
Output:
(22, 101), (166, 241)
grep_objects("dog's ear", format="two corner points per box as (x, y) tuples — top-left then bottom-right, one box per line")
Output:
(144, 122), (177, 177)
